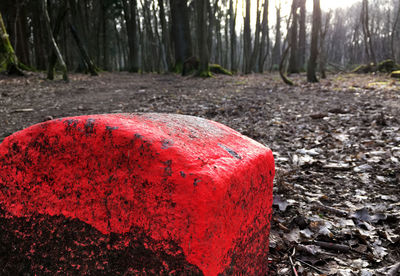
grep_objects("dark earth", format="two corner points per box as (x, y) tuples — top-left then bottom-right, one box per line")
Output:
(0, 72), (399, 275)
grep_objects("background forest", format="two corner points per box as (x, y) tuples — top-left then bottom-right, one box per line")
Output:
(1, 0), (400, 76)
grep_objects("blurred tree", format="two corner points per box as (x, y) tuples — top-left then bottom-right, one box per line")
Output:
(170, 0), (192, 72)
(196, 0), (210, 77)
(122, 0), (139, 72)
(307, 0), (321, 82)
(288, 0), (299, 74)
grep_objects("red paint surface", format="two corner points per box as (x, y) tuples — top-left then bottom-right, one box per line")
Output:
(0, 113), (275, 275)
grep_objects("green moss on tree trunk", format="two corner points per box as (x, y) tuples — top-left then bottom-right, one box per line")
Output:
(0, 12), (23, 75)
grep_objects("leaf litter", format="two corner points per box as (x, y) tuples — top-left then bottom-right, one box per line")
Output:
(0, 72), (399, 275)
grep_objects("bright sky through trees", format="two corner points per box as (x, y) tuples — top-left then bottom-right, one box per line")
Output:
(314, 0), (361, 11)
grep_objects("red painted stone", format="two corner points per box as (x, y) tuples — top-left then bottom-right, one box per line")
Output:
(0, 113), (275, 275)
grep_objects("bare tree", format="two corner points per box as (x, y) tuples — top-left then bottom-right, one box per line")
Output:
(391, 0), (400, 62)
(271, 5), (282, 68)
(243, 0), (251, 73)
(288, 0), (299, 74)
(298, 0), (306, 69)
(361, 0), (376, 63)
(250, 0), (261, 72)
(196, 0), (210, 77)
(307, 0), (321, 82)
(259, 0), (270, 72)
(319, 11), (331, 79)
(41, 0), (68, 81)
(122, 0), (139, 72)
(229, 0), (238, 71)
(170, 0), (192, 72)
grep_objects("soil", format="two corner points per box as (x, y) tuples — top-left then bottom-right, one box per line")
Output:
(0, 72), (399, 275)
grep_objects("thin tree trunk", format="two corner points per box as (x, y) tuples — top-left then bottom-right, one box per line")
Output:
(41, 0), (68, 81)
(47, 6), (68, 80)
(122, 0), (139, 72)
(69, 23), (99, 76)
(298, 0), (306, 70)
(158, 0), (173, 70)
(196, 0), (210, 77)
(307, 0), (321, 82)
(288, 0), (299, 74)
(319, 11), (331, 79)
(391, 0), (400, 62)
(243, 0), (251, 73)
(361, 0), (376, 64)
(250, 0), (261, 72)
(170, 0), (192, 71)
(229, 0), (238, 71)
(101, 0), (109, 70)
(271, 6), (281, 68)
(259, 0), (270, 72)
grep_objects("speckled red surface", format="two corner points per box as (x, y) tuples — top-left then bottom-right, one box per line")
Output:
(0, 113), (274, 275)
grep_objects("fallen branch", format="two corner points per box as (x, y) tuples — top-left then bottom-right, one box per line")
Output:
(313, 202), (348, 217)
(295, 258), (325, 274)
(314, 241), (350, 252)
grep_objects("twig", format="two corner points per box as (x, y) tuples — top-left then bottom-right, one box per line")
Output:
(388, 262), (400, 276)
(289, 247), (299, 276)
(295, 258), (325, 274)
(272, 217), (290, 232)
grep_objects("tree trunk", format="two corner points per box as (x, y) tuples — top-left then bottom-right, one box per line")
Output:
(32, 4), (47, 70)
(288, 0), (299, 74)
(391, 0), (400, 62)
(196, 0), (210, 77)
(271, 6), (281, 68)
(229, 0), (238, 72)
(361, 0), (376, 64)
(319, 11), (331, 79)
(41, 0), (68, 81)
(47, 5), (68, 80)
(250, 0), (261, 72)
(69, 23), (99, 76)
(207, 0), (219, 60)
(101, 0), (109, 70)
(307, 0), (321, 82)
(298, 0), (306, 70)
(259, 0), (270, 72)
(159, 0), (173, 71)
(0, 11), (23, 75)
(170, 0), (192, 71)
(14, 2), (30, 66)
(122, 0), (139, 72)
(243, 0), (251, 73)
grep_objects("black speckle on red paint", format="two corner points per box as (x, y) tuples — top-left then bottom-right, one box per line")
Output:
(180, 171), (186, 178)
(84, 119), (96, 135)
(163, 160), (172, 176)
(161, 139), (174, 149)
(218, 143), (242, 160)
(106, 126), (119, 131)
(193, 179), (201, 187)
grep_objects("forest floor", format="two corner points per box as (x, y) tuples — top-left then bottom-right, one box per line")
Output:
(0, 72), (399, 275)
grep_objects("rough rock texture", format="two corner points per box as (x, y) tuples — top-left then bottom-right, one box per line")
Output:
(0, 113), (275, 275)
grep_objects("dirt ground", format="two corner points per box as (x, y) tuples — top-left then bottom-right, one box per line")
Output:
(0, 72), (399, 275)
